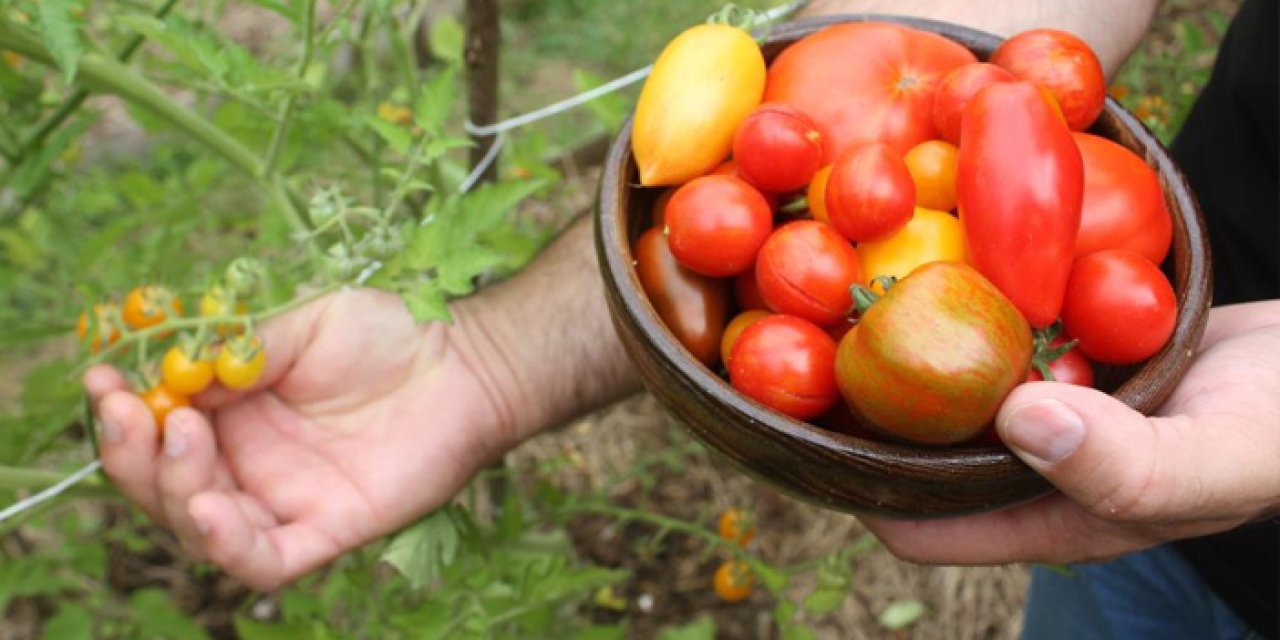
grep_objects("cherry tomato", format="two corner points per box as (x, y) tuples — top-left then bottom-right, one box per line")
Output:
(76, 303), (122, 353)
(200, 285), (250, 336)
(903, 140), (959, 212)
(733, 268), (769, 312)
(931, 62), (1015, 144)
(732, 104), (824, 193)
(957, 81), (1083, 328)
(140, 384), (190, 436)
(730, 314), (839, 420)
(665, 175), (773, 277)
(825, 142), (915, 243)
(1073, 132), (1172, 264)
(635, 226), (731, 367)
(717, 508), (757, 547)
(755, 221), (863, 327)
(713, 560), (755, 603)
(835, 262), (1032, 445)
(161, 345), (215, 396)
(1028, 335), (1095, 387)
(765, 22), (977, 160)
(122, 286), (183, 331)
(215, 336), (267, 390)
(1061, 250), (1176, 365)
(710, 160), (781, 209)
(859, 207), (967, 290)
(807, 164), (834, 224)
(990, 29), (1106, 131)
(720, 310), (770, 368)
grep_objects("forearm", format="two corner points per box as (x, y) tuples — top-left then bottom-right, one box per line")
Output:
(802, 0), (1159, 76)
(454, 215), (642, 444)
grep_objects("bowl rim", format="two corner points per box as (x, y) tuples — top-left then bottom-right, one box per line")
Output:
(595, 13), (1212, 513)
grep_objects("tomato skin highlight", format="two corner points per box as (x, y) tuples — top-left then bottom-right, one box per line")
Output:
(1073, 132), (1172, 264)
(665, 175), (773, 278)
(730, 314), (839, 420)
(161, 346), (215, 396)
(765, 22), (976, 161)
(635, 226), (732, 368)
(632, 24), (766, 186)
(755, 221), (864, 327)
(1061, 250), (1177, 365)
(825, 142), (916, 243)
(732, 103), (824, 193)
(957, 81), (1084, 328)
(990, 29), (1105, 132)
(932, 62), (1016, 144)
(835, 262), (1033, 445)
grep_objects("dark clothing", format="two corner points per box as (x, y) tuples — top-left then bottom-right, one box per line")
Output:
(1169, 0), (1279, 636)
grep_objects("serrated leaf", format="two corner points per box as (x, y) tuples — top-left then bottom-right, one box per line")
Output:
(382, 508), (462, 588)
(803, 588), (846, 615)
(414, 67), (458, 134)
(37, 0), (83, 82)
(437, 247), (506, 295)
(657, 615), (716, 640)
(429, 16), (465, 65)
(878, 599), (926, 630)
(401, 279), (452, 323)
(41, 603), (93, 640)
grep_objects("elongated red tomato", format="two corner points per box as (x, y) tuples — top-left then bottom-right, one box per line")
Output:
(957, 81), (1083, 328)
(755, 221), (863, 327)
(730, 314), (839, 420)
(765, 22), (976, 161)
(1073, 132), (1172, 264)
(635, 227), (731, 367)
(665, 175), (773, 277)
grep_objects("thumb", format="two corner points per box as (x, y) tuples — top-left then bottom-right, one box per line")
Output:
(996, 382), (1200, 522)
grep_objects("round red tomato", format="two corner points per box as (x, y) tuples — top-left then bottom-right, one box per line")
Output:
(1061, 250), (1177, 365)
(765, 22), (976, 161)
(665, 175), (773, 277)
(635, 227), (731, 368)
(825, 142), (915, 242)
(755, 221), (864, 327)
(729, 314), (839, 420)
(1027, 335), (1095, 387)
(732, 104), (824, 193)
(932, 62), (1016, 144)
(1073, 132), (1172, 264)
(990, 29), (1105, 131)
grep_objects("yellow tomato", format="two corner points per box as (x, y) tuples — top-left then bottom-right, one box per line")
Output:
(903, 141), (959, 212)
(632, 23), (765, 186)
(859, 207), (967, 292)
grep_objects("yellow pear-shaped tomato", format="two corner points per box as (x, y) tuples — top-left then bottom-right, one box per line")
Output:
(858, 207), (967, 292)
(632, 24), (766, 186)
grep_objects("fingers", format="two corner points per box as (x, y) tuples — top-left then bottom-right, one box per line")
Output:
(95, 389), (165, 524)
(84, 365), (128, 401)
(156, 408), (231, 561)
(1199, 300), (1280, 351)
(188, 491), (341, 592)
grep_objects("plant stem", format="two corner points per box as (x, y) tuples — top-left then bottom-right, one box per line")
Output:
(0, 464), (113, 497)
(262, 0), (317, 177)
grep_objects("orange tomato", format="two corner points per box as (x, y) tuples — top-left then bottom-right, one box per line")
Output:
(903, 140), (959, 212)
(76, 304), (122, 353)
(139, 384), (190, 436)
(713, 560), (755, 603)
(122, 286), (183, 331)
(717, 508), (757, 547)
(807, 164), (834, 223)
(161, 345), (215, 396)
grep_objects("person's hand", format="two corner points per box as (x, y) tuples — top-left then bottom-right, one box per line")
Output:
(861, 300), (1280, 564)
(86, 289), (517, 590)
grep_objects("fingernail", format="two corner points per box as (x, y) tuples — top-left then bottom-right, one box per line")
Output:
(1001, 399), (1085, 465)
(100, 419), (122, 444)
(192, 513), (212, 536)
(164, 419), (188, 458)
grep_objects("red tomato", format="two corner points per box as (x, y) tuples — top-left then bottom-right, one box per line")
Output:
(765, 22), (976, 161)
(721, 310), (770, 371)
(1061, 250), (1177, 365)
(957, 81), (1083, 328)
(1028, 335), (1096, 387)
(665, 175), (773, 277)
(732, 104), (824, 193)
(733, 268), (769, 312)
(835, 262), (1032, 444)
(634, 227), (732, 367)
(825, 142), (916, 242)
(710, 160), (781, 209)
(932, 62), (1016, 145)
(755, 221), (864, 327)
(730, 314), (839, 420)
(1073, 132), (1172, 264)
(990, 29), (1106, 131)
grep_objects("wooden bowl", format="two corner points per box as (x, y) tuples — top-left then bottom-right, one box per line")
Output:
(594, 14), (1212, 518)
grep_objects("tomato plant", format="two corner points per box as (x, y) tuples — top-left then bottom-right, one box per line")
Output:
(990, 29), (1106, 131)
(932, 62), (1015, 144)
(730, 314), (839, 420)
(732, 103), (824, 193)
(635, 226), (732, 367)
(755, 220), (863, 326)
(665, 175), (773, 277)
(825, 142), (915, 242)
(1073, 132), (1173, 264)
(1061, 250), (1177, 365)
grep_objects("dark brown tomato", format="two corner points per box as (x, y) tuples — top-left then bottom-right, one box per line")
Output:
(635, 226), (731, 367)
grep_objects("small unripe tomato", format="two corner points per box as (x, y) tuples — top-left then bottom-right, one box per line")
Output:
(161, 344), (216, 396)
(200, 285), (250, 336)
(825, 143), (915, 242)
(732, 104), (824, 193)
(215, 336), (267, 390)
(713, 560), (755, 603)
(139, 384), (190, 436)
(122, 286), (183, 331)
(717, 508), (757, 547)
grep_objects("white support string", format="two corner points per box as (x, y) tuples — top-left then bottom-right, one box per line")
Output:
(0, 460), (102, 524)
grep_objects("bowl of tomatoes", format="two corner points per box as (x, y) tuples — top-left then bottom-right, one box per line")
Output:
(595, 14), (1210, 518)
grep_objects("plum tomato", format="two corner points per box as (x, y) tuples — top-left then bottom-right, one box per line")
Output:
(755, 221), (863, 327)
(729, 314), (839, 420)
(825, 142), (915, 243)
(990, 29), (1106, 131)
(635, 226), (732, 367)
(720, 309), (771, 369)
(903, 140), (959, 212)
(732, 103), (824, 193)
(1073, 132), (1172, 264)
(931, 62), (1015, 144)
(858, 207), (967, 290)
(1061, 249), (1177, 365)
(665, 175), (773, 277)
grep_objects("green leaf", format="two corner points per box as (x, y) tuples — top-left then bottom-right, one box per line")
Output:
(657, 615), (716, 640)
(401, 279), (452, 324)
(42, 603), (94, 640)
(37, 0), (83, 82)
(414, 67), (459, 134)
(234, 617), (322, 640)
(878, 599), (926, 630)
(382, 508), (462, 588)
(129, 588), (210, 639)
(803, 588), (846, 615)
(779, 623), (818, 640)
(573, 70), (630, 134)
(367, 116), (412, 155)
(429, 16), (465, 65)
